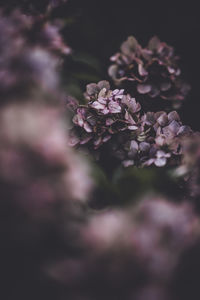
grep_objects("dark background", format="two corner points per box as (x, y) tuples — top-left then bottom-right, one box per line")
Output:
(64, 0), (200, 130)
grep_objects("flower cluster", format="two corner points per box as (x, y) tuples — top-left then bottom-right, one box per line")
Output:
(108, 36), (190, 109)
(71, 81), (191, 168)
(70, 80), (141, 148)
(139, 110), (192, 167)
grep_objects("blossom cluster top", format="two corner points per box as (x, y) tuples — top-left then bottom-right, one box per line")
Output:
(70, 81), (191, 167)
(108, 36), (190, 109)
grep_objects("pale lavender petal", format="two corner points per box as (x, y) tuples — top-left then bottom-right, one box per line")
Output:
(137, 83), (151, 94)
(143, 158), (155, 166)
(157, 113), (168, 126)
(139, 142), (150, 152)
(177, 125), (191, 136)
(98, 88), (107, 98)
(108, 101), (121, 113)
(168, 111), (180, 122)
(125, 110), (136, 124)
(106, 118), (115, 126)
(115, 94), (124, 100)
(156, 150), (166, 158)
(155, 157), (167, 167)
(102, 107), (110, 115)
(128, 125), (138, 130)
(130, 140), (139, 151)
(138, 64), (148, 76)
(91, 101), (105, 110)
(80, 135), (92, 145)
(98, 97), (107, 105)
(73, 114), (84, 127)
(103, 135), (111, 143)
(122, 160), (134, 167)
(155, 135), (165, 146)
(94, 137), (102, 148)
(112, 89), (120, 95)
(83, 122), (92, 133)
(168, 120), (180, 135)
(168, 66), (175, 74)
(119, 89), (125, 94)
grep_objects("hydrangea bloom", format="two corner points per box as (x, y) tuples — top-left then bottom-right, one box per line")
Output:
(140, 110), (192, 167)
(70, 81), (192, 168)
(70, 80), (141, 148)
(108, 36), (190, 109)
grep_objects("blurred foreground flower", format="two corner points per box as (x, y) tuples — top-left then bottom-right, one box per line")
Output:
(0, 10), (70, 101)
(46, 197), (199, 300)
(0, 103), (92, 212)
(0, 9), (93, 299)
(0, 9), (92, 234)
